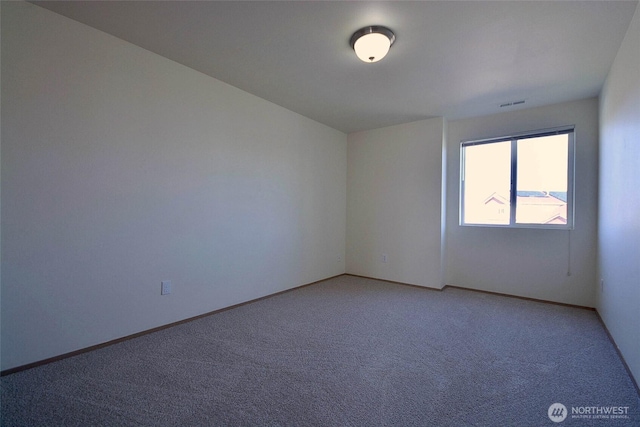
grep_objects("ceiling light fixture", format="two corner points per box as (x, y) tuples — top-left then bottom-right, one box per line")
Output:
(350, 26), (395, 63)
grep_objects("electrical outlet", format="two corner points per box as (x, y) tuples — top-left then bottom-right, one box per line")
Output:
(161, 280), (172, 295)
(600, 279), (604, 292)
(382, 254), (388, 263)
(337, 255), (342, 263)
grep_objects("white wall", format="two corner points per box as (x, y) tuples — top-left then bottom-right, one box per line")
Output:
(598, 3), (640, 384)
(1, 2), (346, 371)
(446, 98), (599, 307)
(346, 118), (445, 288)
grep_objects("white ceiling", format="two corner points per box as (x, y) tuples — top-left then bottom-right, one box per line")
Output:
(32, 1), (638, 133)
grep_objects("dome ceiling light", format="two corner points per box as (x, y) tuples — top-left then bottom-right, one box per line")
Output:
(350, 26), (396, 63)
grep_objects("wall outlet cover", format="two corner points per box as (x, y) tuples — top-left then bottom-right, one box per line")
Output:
(161, 280), (172, 295)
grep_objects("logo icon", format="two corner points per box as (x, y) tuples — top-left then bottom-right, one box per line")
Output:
(548, 403), (568, 423)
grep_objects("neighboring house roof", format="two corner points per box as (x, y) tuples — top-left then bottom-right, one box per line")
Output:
(549, 191), (568, 203)
(483, 191), (568, 224)
(518, 191), (568, 203)
(517, 190), (546, 198)
(483, 192), (509, 205)
(543, 212), (568, 224)
(517, 191), (567, 204)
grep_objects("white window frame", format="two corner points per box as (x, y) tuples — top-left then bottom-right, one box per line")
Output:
(460, 126), (575, 229)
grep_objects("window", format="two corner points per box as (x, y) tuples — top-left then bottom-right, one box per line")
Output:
(460, 126), (574, 229)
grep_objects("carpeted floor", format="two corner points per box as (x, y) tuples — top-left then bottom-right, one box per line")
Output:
(2, 275), (639, 426)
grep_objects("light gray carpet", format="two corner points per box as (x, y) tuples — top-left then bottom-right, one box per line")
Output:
(2, 275), (639, 426)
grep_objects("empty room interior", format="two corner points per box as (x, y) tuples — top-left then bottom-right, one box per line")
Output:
(2, 0), (640, 425)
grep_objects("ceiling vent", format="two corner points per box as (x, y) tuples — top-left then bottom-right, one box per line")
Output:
(499, 100), (526, 108)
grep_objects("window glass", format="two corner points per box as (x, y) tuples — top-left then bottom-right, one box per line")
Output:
(463, 141), (511, 225)
(516, 135), (569, 225)
(460, 127), (574, 229)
